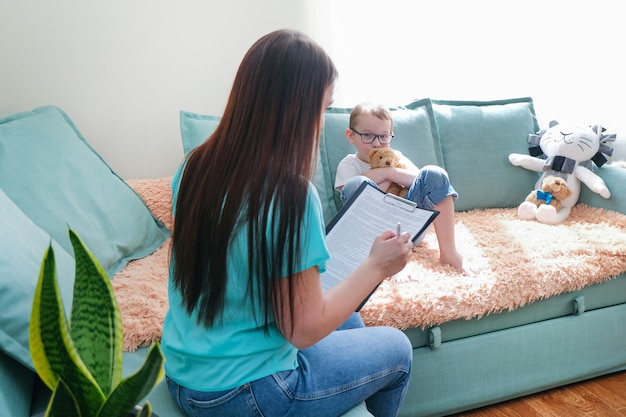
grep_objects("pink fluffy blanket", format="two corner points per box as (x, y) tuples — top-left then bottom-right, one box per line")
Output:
(114, 178), (626, 351)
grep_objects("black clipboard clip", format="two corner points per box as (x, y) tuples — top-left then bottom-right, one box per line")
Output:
(383, 193), (417, 212)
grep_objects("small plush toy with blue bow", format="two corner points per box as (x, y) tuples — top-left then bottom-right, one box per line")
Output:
(509, 121), (614, 224)
(525, 175), (572, 213)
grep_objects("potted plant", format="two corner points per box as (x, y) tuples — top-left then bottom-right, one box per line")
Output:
(30, 229), (164, 417)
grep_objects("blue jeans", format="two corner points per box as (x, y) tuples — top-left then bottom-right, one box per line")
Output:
(166, 313), (412, 417)
(340, 165), (457, 210)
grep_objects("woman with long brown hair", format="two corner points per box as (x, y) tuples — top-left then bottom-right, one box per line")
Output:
(161, 29), (413, 417)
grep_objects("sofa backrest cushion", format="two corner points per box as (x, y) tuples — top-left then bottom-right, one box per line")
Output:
(0, 188), (75, 369)
(579, 164), (626, 212)
(429, 97), (540, 211)
(0, 105), (170, 278)
(0, 351), (35, 417)
(179, 110), (221, 156)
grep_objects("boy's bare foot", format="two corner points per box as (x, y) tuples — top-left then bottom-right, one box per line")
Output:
(439, 251), (478, 276)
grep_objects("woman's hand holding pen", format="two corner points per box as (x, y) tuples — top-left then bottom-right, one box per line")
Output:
(365, 225), (413, 280)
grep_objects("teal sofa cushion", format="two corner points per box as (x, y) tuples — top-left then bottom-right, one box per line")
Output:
(0, 189), (75, 369)
(0, 105), (170, 277)
(0, 351), (35, 417)
(180, 110), (221, 156)
(579, 164), (626, 211)
(429, 97), (540, 211)
(318, 100), (443, 224)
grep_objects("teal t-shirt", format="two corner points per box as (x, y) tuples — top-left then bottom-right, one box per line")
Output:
(161, 164), (330, 391)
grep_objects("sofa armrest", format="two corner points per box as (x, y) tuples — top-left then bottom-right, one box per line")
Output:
(579, 165), (626, 215)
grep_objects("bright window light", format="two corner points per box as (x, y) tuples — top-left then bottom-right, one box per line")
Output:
(314, 0), (626, 140)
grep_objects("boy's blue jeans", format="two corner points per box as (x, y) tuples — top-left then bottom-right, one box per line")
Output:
(340, 165), (457, 210)
(166, 313), (412, 417)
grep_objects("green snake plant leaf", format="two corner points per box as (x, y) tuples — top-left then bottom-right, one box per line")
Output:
(97, 342), (164, 417)
(134, 403), (153, 417)
(46, 379), (81, 417)
(29, 245), (105, 416)
(68, 230), (123, 396)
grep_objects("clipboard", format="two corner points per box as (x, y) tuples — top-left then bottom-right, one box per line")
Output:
(321, 182), (439, 311)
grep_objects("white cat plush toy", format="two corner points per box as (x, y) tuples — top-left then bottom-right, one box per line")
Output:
(509, 121), (615, 224)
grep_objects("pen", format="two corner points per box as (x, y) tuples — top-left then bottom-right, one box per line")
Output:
(397, 222), (401, 237)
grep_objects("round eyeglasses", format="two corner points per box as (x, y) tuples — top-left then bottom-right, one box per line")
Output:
(350, 128), (394, 144)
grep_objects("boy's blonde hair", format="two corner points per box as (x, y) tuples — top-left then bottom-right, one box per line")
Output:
(349, 102), (394, 131)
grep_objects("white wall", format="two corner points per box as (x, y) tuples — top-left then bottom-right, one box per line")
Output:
(0, 1), (316, 179)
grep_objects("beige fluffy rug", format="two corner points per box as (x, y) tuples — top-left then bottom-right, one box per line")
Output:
(360, 204), (626, 329)
(114, 178), (626, 351)
(113, 178), (172, 352)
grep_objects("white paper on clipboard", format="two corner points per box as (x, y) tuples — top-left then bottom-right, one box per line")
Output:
(320, 182), (439, 309)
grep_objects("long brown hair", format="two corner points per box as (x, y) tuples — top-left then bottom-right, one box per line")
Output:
(172, 30), (337, 331)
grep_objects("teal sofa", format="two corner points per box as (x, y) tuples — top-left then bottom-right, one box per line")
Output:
(2, 98), (626, 417)
(183, 97), (626, 416)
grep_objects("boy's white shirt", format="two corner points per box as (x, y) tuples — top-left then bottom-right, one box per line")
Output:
(334, 150), (418, 191)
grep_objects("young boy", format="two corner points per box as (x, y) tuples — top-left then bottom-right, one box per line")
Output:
(335, 102), (473, 274)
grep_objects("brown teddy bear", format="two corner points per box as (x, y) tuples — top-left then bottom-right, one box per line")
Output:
(368, 147), (408, 198)
(525, 175), (572, 212)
